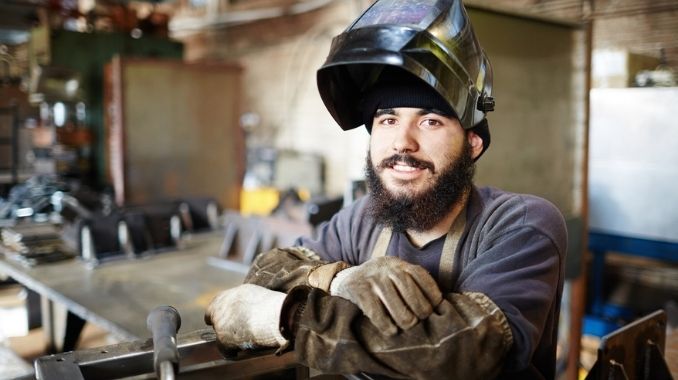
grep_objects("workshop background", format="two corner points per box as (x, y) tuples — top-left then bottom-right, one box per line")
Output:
(0, 0), (676, 379)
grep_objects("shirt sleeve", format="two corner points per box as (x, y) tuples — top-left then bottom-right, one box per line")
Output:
(295, 197), (376, 264)
(243, 247), (327, 292)
(456, 193), (567, 373)
(288, 286), (513, 379)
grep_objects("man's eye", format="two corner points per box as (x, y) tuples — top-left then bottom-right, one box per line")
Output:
(421, 119), (442, 127)
(377, 118), (397, 126)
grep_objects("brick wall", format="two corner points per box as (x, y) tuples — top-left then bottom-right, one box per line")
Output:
(468, 0), (678, 69)
(593, 3), (678, 68)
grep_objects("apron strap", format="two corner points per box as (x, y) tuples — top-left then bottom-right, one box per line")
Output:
(438, 208), (466, 293)
(369, 208), (467, 293)
(371, 226), (393, 258)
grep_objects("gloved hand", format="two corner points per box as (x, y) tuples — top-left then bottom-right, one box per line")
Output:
(329, 256), (443, 335)
(205, 284), (288, 355)
(307, 261), (350, 291)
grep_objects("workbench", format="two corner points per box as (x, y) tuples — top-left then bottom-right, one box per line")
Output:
(0, 232), (245, 353)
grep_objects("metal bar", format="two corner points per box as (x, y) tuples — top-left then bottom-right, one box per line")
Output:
(589, 231), (678, 263)
(63, 311), (86, 352)
(146, 306), (181, 379)
(35, 328), (303, 380)
(34, 359), (85, 380)
(40, 296), (58, 354)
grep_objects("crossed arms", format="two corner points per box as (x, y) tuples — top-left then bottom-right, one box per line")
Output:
(205, 191), (566, 379)
(206, 248), (513, 379)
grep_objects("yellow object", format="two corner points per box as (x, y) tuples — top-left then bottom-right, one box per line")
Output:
(240, 187), (280, 216)
(297, 188), (311, 202)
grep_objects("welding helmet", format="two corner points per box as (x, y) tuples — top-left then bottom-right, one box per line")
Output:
(317, 0), (494, 154)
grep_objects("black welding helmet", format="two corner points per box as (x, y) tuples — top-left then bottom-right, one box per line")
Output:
(317, 0), (495, 153)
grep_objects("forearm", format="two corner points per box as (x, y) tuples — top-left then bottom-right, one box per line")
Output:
(288, 287), (513, 379)
(244, 247), (348, 292)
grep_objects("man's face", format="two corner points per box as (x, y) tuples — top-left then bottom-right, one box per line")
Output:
(370, 107), (467, 196)
(365, 107), (482, 232)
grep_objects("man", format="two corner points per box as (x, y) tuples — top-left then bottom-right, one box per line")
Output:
(205, 0), (567, 379)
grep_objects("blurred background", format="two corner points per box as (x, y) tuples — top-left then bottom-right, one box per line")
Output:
(0, 1), (676, 379)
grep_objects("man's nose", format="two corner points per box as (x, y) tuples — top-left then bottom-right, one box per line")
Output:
(392, 124), (419, 153)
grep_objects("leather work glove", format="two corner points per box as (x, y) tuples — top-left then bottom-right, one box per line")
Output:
(329, 256), (443, 335)
(205, 284), (289, 355)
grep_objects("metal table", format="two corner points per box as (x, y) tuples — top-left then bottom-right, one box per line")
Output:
(0, 232), (245, 353)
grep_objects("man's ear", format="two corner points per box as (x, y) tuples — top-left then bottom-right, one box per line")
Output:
(467, 131), (484, 160)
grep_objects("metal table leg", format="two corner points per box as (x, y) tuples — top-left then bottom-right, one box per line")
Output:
(40, 296), (86, 353)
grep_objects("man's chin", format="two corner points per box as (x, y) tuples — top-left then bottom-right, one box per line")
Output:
(382, 176), (431, 194)
(382, 183), (429, 200)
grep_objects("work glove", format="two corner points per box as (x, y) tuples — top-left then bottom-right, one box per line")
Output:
(205, 284), (288, 355)
(328, 256), (443, 335)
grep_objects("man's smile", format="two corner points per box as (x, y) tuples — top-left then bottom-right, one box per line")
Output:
(393, 162), (419, 172)
(379, 155), (434, 171)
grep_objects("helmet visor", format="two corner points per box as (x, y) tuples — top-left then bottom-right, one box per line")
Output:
(350, 0), (441, 30)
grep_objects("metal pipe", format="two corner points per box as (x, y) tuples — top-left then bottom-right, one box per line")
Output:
(147, 305), (182, 380)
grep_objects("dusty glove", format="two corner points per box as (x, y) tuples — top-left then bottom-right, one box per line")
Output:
(307, 261), (351, 291)
(205, 284), (288, 354)
(329, 256), (443, 335)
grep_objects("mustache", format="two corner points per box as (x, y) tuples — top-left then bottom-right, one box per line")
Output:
(377, 154), (435, 172)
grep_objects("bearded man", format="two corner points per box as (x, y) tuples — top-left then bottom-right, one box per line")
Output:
(205, 1), (567, 379)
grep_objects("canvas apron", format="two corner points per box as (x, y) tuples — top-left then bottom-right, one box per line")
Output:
(369, 209), (466, 293)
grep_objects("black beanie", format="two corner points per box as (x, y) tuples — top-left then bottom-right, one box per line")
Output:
(361, 76), (457, 131)
(360, 68), (491, 159)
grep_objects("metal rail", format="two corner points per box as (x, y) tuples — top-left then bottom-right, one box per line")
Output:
(34, 328), (307, 380)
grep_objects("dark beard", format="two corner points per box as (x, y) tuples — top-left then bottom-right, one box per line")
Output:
(365, 142), (475, 233)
